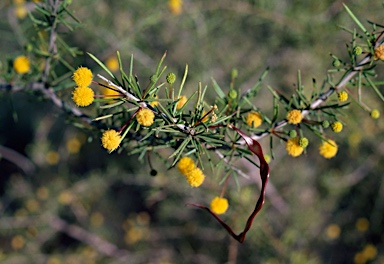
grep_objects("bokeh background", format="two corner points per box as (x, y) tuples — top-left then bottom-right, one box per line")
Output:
(0, 0), (383, 263)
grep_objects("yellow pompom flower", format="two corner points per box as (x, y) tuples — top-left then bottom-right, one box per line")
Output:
(210, 197), (229, 215)
(331, 121), (343, 133)
(286, 109), (303, 124)
(72, 86), (94, 107)
(337, 91), (348, 102)
(136, 108), (155, 127)
(370, 109), (380, 119)
(285, 138), (304, 157)
(373, 44), (384, 60)
(168, 0), (182, 15)
(101, 129), (121, 152)
(176, 95), (187, 110)
(177, 156), (195, 175)
(319, 139), (338, 159)
(185, 167), (205, 187)
(72, 67), (93, 87)
(105, 56), (119, 72)
(246, 111), (263, 128)
(13, 55), (30, 74)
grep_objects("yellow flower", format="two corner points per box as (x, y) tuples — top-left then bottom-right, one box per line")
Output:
(331, 121), (343, 133)
(58, 191), (74, 205)
(13, 55), (30, 74)
(185, 168), (205, 187)
(150, 95), (159, 107)
(101, 86), (120, 97)
(105, 56), (119, 72)
(286, 109), (303, 124)
(326, 224), (340, 240)
(319, 139), (338, 159)
(66, 137), (81, 154)
(11, 235), (25, 250)
(136, 108), (155, 127)
(101, 129), (121, 152)
(201, 110), (209, 123)
(176, 95), (187, 110)
(46, 151), (60, 165)
(15, 5), (27, 19)
(210, 197), (229, 215)
(337, 91), (348, 102)
(370, 109), (380, 119)
(72, 86), (94, 107)
(246, 111), (262, 128)
(362, 244), (377, 260)
(355, 218), (369, 232)
(373, 44), (384, 60)
(72, 67), (93, 87)
(177, 156), (195, 175)
(168, 0), (182, 15)
(285, 138), (304, 157)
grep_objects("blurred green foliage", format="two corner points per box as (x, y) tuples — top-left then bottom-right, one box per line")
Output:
(0, 0), (383, 263)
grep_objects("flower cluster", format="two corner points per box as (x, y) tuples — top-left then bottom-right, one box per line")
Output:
(177, 157), (205, 187)
(72, 67), (94, 107)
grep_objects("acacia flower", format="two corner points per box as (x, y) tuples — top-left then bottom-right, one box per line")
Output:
(286, 109), (303, 124)
(285, 138), (304, 157)
(166, 72), (176, 84)
(185, 167), (205, 187)
(136, 108), (155, 127)
(370, 109), (380, 119)
(13, 55), (30, 74)
(177, 156), (195, 175)
(373, 45), (384, 60)
(72, 86), (94, 107)
(176, 95), (187, 110)
(72, 67), (93, 87)
(168, 0), (182, 15)
(210, 197), (229, 215)
(150, 95), (159, 107)
(101, 129), (121, 152)
(331, 121), (343, 133)
(337, 91), (348, 102)
(319, 139), (338, 159)
(105, 56), (119, 72)
(246, 111), (262, 128)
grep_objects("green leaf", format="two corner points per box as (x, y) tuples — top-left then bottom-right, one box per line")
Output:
(343, 4), (368, 34)
(211, 78), (226, 99)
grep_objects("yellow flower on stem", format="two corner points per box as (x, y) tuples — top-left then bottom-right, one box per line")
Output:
(177, 156), (195, 175)
(285, 138), (304, 157)
(72, 67), (93, 87)
(185, 167), (205, 187)
(319, 139), (338, 159)
(286, 109), (303, 124)
(13, 55), (30, 74)
(101, 129), (121, 152)
(72, 86), (94, 107)
(136, 108), (155, 127)
(246, 111), (262, 128)
(210, 197), (229, 215)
